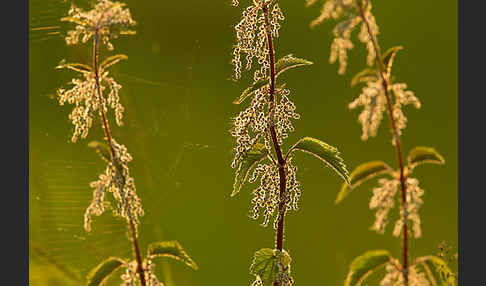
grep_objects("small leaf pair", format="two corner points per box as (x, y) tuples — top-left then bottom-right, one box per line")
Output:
(345, 250), (455, 286)
(86, 240), (197, 286)
(336, 146), (444, 204)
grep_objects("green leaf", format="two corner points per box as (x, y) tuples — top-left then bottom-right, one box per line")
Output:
(344, 250), (392, 286)
(100, 54), (128, 71)
(233, 55), (312, 105)
(274, 54), (313, 77)
(415, 256), (456, 286)
(335, 161), (393, 204)
(56, 61), (92, 73)
(147, 240), (198, 270)
(407, 146), (445, 169)
(288, 137), (350, 184)
(232, 143), (268, 197)
(382, 46), (403, 75)
(86, 257), (125, 286)
(250, 248), (291, 286)
(351, 68), (379, 87)
(88, 141), (112, 163)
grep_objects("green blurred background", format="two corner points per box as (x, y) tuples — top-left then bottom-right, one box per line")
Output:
(29, 0), (457, 285)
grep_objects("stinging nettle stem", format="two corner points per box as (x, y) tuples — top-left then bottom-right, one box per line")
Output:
(356, 1), (409, 285)
(93, 29), (147, 286)
(262, 3), (287, 286)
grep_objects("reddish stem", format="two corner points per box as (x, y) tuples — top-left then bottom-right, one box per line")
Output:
(93, 30), (147, 286)
(262, 3), (287, 286)
(357, 2), (409, 284)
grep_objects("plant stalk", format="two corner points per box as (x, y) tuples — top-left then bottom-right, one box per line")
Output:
(93, 30), (147, 286)
(262, 3), (287, 286)
(356, 1), (409, 284)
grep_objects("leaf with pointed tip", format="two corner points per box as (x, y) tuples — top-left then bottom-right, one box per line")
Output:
(288, 137), (349, 184)
(232, 143), (268, 197)
(147, 240), (198, 270)
(56, 62), (92, 74)
(344, 250), (392, 286)
(274, 54), (313, 77)
(100, 54), (128, 71)
(88, 141), (112, 163)
(250, 248), (291, 286)
(233, 55), (313, 104)
(351, 68), (379, 87)
(335, 161), (393, 204)
(407, 146), (445, 169)
(382, 46), (403, 75)
(86, 257), (125, 286)
(415, 256), (455, 286)
(61, 16), (88, 26)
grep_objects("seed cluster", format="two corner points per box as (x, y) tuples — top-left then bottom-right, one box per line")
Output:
(349, 78), (420, 142)
(380, 263), (429, 286)
(84, 140), (144, 233)
(63, 0), (136, 50)
(232, 1), (285, 82)
(307, 0), (379, 74)
(369, 177), (424, 238)
(57, 63), (124, 142)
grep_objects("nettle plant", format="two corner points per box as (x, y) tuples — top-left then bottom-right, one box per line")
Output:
(230, 1), (350, 285)
(307, 0), (456, 285)
(56, 1), (197, 285)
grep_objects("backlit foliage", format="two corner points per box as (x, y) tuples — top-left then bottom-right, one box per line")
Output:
(56, 1), (198, 285)
(232, 0), (285, 82)
(56, 61), (124, 142)
(308, 0), (455, 285)
(62, 0), (136, 50)
(307, 0), (378, 74)
(230, 1), (349, 286)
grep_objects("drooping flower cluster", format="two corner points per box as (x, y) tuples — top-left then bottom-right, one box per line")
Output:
(369, 176), (424, 238)
(121, 259), (163, 286)
(84, 140), (144, 233)
(63, 0), (136, 50)
(232, 0), (285, 81)
(349, 78), (420, 142)
(380, 263), (429, 286)
(248, 158), (301, 229)
(57, 61), (125, 142)
(231, 86), (300, 167)
(307, 0), (379, 74)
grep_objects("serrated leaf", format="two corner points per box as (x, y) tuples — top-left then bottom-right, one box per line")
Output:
(345, 250), (392, 286)
(100, 54), (128, 71)
(288, 137), (350, 184)
(86, 257), (125, 286)
(233, 55), (312, 105)
(407, 146), (445, 169)
(56, 62), (92, 74)
(415, 256), (456, 286)
(147, 240), (198, 270)
(351, 68), (379, 87)
(382, 46), (403, 75)
(335, 161), (393, 204)
(232, 143), (268, 197)
(274, 54), (313, 77)
(250, 248), (290, 286)
(88, 141), (112, 163)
